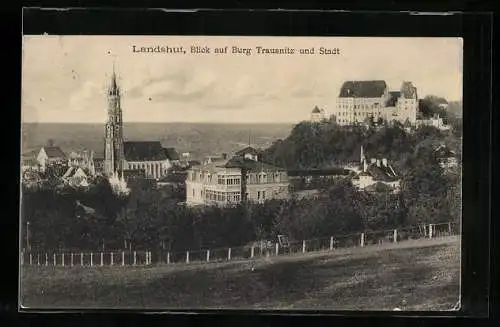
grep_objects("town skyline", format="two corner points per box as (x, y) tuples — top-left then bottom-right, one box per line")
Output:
(22, 36), (463, 124)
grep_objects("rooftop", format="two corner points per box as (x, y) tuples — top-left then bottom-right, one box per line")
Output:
(41, 146), (66, 158)
(339, 80), (387, 98)
(123, 141), (167, 161)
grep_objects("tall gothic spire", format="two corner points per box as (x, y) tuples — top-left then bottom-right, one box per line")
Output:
(109, 61), (119, 95)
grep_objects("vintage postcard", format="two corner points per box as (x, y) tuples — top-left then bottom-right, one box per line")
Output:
(20, 35), (463, 311)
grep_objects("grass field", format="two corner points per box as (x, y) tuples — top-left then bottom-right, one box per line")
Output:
(20, 236), (460, 311)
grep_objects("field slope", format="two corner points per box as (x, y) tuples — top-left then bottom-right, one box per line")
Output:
(21, 237), (460, 311)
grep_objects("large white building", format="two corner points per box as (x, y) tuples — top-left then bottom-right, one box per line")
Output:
(185, 147), (290, 207)
(333, 80), (418, 126)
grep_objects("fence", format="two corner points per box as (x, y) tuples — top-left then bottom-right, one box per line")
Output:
(20, 221), (459, 268)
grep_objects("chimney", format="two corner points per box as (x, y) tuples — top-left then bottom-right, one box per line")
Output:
(376, 159), (381, 167)
(382, 158), (388, 167)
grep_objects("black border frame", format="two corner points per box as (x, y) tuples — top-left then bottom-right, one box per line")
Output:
(5, 6), (493, 324)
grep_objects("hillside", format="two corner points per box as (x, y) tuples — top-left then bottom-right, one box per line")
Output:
(21, 237), (460, 310)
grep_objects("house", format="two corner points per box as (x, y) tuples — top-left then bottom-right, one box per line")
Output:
(350, 146), (400, 193)
(185, 146), (289, 207)
(287, 168), (351, 191)
(21, 157), (40, 173)
(203, 153), (228, 165)
(334, 80), (418, 126)
(434, 144), (459, 169)
(310, 106), (327, 122)
(67, 149), (96, 176)
(415, 114), (451, 131)
(62, 166), (91, 188)
(36, 146), (66, 172)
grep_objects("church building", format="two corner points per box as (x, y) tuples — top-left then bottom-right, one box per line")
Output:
(103, 67), (178, 180)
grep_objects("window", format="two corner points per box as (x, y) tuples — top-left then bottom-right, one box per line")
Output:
(262, 191), (266, 199)
(257, 191), (261, 200)
(192, 189), (195, 197)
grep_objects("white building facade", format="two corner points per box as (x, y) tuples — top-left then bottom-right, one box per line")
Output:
(334, 80), (418, 126)
(185, 147), (290, 206)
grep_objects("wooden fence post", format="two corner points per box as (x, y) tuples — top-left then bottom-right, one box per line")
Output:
(37, 253), (40, 266)
(90, 252), (93, 267)
(275, 243), (279, 256)
(429, 224), (433, 239)
(149, 251), (152, 265)
(393, 229), (398, 243)
(45, 253), (48, 266)
(100, 252), (104, 266)
(250, 246), (254, 258)
(53, 253), (56, 266)
(70, 253), (73, 267)
(122, 252), (125, 266)
(302, 240), (306, 253)
(110, 252), (114, 266)
(80, 253), (83, 266)
(133, 251), (137, 265)
(29, 253), (32, 265)
(206, 250), (210, 262)
(167, 252), (170, 264)
(62, 253), (65, 267)
(186, 251), (190, 263)
(360, 233), (365, 247)
(448, 222), (452, 235)
(330, 237), (334, 250)
(227, 248), (231, 261)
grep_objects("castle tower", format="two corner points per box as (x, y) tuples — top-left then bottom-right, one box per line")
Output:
(104, 65), (125, 177)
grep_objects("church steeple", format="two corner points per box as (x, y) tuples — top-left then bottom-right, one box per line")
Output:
(104, 63), (125, 177)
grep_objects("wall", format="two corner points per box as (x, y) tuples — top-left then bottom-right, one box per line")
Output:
(125, 160), (171, 179)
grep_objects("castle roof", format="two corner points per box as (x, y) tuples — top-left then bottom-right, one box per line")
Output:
(386, 91), (401, 107)
(339, 80), (387, 98)
(123, 141), (167, 161)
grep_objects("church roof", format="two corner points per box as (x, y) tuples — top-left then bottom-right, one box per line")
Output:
(42, 146), (66, 158)
(123, 141), (167, 161)
(163, 147), (180, 160)
(339, 80), (387, 98)
(312, 106), (321, 113)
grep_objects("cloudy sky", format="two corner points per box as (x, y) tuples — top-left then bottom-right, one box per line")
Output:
(22, 36), (463, 123)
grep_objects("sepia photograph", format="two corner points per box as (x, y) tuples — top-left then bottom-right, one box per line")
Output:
(20, 35), (463, 311)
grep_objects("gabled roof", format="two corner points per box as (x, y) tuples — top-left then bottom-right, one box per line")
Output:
(123, 141), (167, 161)
(41, 146), (66, 158)
(235, 146), (260, 156)
(163, 147), (180, 160)
(224, 155), (284, 172)
(312, 106), (321, 113)
(366, 165), (398, 182)
(339, 80), (387, 98)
